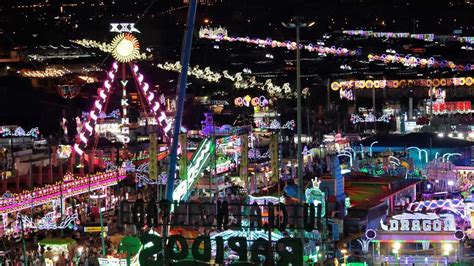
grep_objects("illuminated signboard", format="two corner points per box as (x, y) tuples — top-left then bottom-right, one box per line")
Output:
(84, 226), (108, 233)
(110, 23), (140, 33)
(380, 213), (456, 232)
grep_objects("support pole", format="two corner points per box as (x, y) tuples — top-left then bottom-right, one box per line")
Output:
(99, 197), (106, 256)
(20, 218), (27, 266)
(165, 0), (198, 201)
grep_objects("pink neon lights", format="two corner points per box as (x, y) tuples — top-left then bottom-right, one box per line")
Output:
(142, 82), (149, 92)
(74, 63), (118, 155)
(104, 80), (111, 89)
(90, 111), (98, 121)
(152, 102), (160, 112)
(147, 92), (154, 102)
(0, 170), (125, 214)
(73, 143), (84, 156)
(99, 90), (107, 99)
(85, 123), (93, 133)
(74, 61), (173, 156)
(130, 63), (172, 139)
(79, 133), (88, 143)
(108, 71), (115, 80)
(94, 101), (103, 110)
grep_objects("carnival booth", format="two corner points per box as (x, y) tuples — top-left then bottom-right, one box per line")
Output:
(39, 238), (77, 266)
(369, 212), (462, 265)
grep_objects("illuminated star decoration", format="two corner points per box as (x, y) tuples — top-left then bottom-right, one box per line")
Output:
(111, 33), (141, 63)
(71, 37), (150, 60)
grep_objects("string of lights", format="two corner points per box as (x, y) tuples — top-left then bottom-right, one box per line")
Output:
(199, 27), (360, 57)
(21, 68), (70, 78)
(70, 38), (151, 60)
(157, 61), (309, 99)
(367, 53), (472, 72)
(343, 30), (474, 44)
(331, 77), (474, 91)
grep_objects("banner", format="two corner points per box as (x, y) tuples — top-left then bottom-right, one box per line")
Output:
(178, 134), (187, 180)
(84, 226), (108, 233)
(270, 133), (279, 182)
(432, 101), (471, 114)
(98, 258), (128, 266)
(149, 133), (157, 180)
(240, 134), (248, 188)
(120, 200), (321, 231)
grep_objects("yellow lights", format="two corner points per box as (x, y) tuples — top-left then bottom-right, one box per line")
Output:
(111, 33), (141, 63)
(71, 36), (149, 61)
(331, 77), (474, 91)
(392, 242), (401, 256)
(70, 39), (113, 53)
(77, 75), (97, 83)
(443, 243), (453, 255)
(22, 67), (70, 78)
(158, 61), (306, 99)
(393, 242), (401, 250)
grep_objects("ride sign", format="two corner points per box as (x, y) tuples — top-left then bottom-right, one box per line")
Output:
(136, 235), (303, 265)
(110, 23), (140, 33)
(380, 213), (456, 232)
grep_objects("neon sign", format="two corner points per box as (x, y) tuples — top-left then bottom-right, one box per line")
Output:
(380, 213), (456, 232)
(172, 139), (212, 202)
(110, 23), (140, 33)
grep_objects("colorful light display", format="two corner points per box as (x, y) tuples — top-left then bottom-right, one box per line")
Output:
(19, 211), (78, 230)
(330, 77), (474, 91)
(343, 30), (474, 44)
(234, 95), (269, 107)
(200, 28), (360, 57)
(173, 139), (213, 202)
(74, 59), (172, 155)
(130, 63), (172, 138)
(81, 109), (121, 121)
(0, 126), (40, 138)
(350, 113), (391, 124)
(368, 53), (472, 72)
(74, 63), (119, 156)
(339, 88), (354, 101)
(0, 170), (125, 214)
(57, 145), (72, 159)
(255, 119), (295, 130)
(407, 199), (464, 212)
(305, 178), (326, 218)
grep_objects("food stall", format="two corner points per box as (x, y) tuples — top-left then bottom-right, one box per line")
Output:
(38, 238), (77, 265)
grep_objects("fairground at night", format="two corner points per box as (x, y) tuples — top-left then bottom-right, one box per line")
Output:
(0, 0), (474, 265)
